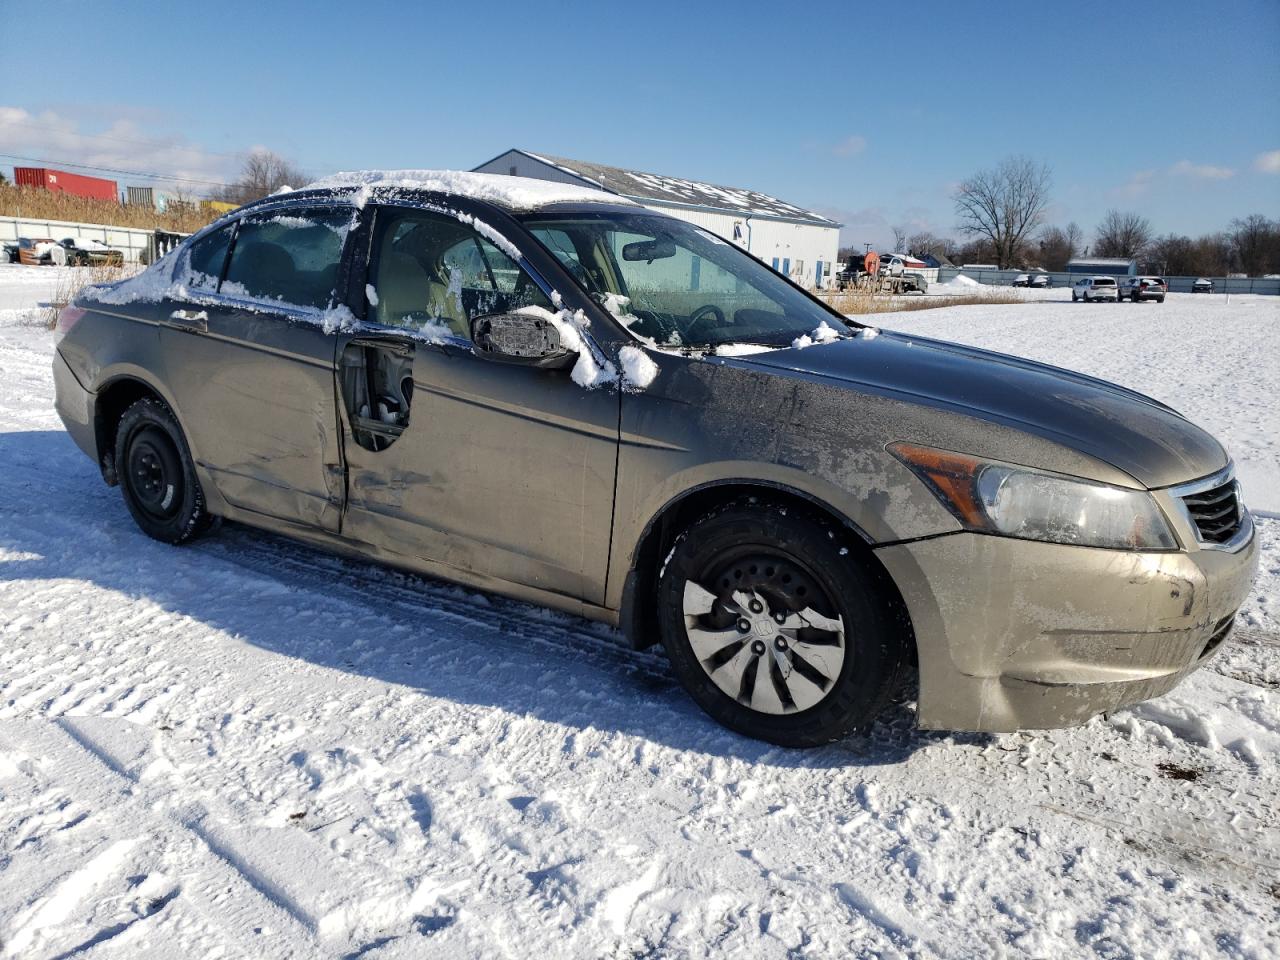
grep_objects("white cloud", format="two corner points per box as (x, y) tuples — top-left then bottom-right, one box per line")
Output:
(1254, 149), (1280, 174)
(832, 135), (867, 157)
(1109, 169), (1156, 200)
(1170, 160), (1235, 180)
(0, 105), (243, 194)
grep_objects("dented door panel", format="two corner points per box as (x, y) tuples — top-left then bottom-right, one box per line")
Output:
(336, 336), (619, 605)
(160, 299), (344, 531)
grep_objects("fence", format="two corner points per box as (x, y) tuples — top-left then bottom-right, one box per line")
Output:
(0, 215), (184, 264)
(938, 267), (1280, 296)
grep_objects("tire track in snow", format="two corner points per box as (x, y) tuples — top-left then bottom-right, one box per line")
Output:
(7, 717), (318, 959)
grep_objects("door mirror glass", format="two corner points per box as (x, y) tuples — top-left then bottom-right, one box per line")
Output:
(471, 311), (575, 368)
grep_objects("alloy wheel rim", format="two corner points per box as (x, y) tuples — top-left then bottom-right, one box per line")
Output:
(682, 554), (845, 715)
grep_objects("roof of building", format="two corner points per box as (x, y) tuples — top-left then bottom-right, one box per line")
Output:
(1067, 257), (1137, 266)
(478, 149), (838, 227)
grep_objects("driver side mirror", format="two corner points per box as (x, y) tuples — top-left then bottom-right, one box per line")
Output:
(470, 311), (576, 369)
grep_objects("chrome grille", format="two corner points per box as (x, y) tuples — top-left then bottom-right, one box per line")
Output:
(1180, 478), (1243, 544)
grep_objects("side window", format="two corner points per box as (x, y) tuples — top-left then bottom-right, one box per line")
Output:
(183, 224), (233, 291)
(368, 209), (551, 340)
(222, 208), (352, 310)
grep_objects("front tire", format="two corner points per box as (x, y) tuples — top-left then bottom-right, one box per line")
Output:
(115, 397), (215, 544)
(657, 500), (908, 747)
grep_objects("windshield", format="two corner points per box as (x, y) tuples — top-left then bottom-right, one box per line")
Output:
(519, 210), (844, 348)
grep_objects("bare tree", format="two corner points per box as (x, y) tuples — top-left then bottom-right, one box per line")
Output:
(1036, 221), (1083, 270)
(906, 231), (956, 259)
(216, 150), (309, 206)
(1229, 214), (1280, 276)
(891, 225), (907, 253)
(953, 156), (1052, 268)
(1094, 210), (1152, 259)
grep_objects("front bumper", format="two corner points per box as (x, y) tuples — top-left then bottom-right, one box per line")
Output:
(875, 521), (1259, 731)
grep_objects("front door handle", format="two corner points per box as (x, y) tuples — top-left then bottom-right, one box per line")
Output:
(169, 309), (208, 332)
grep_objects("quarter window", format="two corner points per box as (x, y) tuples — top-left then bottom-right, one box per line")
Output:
(222, 208), (352, 309)
(368, 209), (551, 341)
(183, 224), (234, 291)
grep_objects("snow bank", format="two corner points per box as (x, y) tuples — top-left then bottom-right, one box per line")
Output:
(934, 275), (981, 291)
(306, 170), (635, 211)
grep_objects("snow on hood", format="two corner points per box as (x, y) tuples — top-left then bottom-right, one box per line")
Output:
(305, 170), (635, 211)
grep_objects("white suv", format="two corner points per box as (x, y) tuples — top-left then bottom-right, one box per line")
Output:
(1072, 276), (1119, 302)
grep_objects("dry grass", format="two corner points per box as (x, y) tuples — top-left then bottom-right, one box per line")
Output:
(817, 288), (1024, 315)
(0, 185), (218, 234)
(44, 263), (141, 328)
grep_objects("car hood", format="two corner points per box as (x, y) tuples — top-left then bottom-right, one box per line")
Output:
(736, 332), (1226, 489)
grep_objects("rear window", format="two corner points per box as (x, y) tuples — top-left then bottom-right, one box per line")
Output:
(1094, 278), (1116, 286)
(223, 209), (353, 310)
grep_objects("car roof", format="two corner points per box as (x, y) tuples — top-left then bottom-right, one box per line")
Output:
(301, 169), (639, 214)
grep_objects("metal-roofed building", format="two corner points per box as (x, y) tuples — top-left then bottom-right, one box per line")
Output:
(474, 148), (841, 289)
(1067, 257), (1137, 277)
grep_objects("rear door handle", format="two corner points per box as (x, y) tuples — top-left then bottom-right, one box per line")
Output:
(169, 309), (208, 332)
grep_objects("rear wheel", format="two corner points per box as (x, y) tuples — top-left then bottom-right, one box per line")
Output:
(115, 397), (215, 544)
(657, 500), (907, 747)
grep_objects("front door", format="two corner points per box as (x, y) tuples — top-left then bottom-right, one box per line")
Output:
(335, 205), (619, 605)
(159, 207), (353, 531)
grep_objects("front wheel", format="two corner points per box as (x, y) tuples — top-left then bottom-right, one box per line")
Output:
(657, 500), (908, 747)
(115, 397), (216, 544)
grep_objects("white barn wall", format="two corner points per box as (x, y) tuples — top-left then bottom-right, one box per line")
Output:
(476, 150), (840, 288)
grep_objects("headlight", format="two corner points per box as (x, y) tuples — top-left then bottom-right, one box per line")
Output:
(890, 443), (1178, 551)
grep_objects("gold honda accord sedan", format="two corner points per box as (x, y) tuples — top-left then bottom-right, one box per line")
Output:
(52, 171), (1258, 746)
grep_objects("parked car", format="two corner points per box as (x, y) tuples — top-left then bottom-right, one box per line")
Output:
(1029, 274), (1051, 288)
(1011, 274), (1031, 288)
(1122, 276), (1167, 303)
(53, 171), (1258, 746)
(1071, 276), (1120, 302)
(1192, 278), (1214, 293)
(59, 237), (124, 266)
(17, 237), (64, 266)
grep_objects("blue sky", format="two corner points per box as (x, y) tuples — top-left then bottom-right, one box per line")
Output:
(2, 0), (1277, 248)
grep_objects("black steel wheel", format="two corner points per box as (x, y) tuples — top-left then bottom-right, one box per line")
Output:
(115, 397), (215, 544)
(657, 499), (908, 747)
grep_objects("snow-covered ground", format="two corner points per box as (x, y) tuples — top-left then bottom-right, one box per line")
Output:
(1, 264), (1277, 959)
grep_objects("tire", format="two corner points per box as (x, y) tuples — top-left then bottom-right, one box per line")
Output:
(115, 397), (216, 544)
(1072, 292), (1078, 302)
(656, 499), (908, 747)
(1157, 296), (1165, 303)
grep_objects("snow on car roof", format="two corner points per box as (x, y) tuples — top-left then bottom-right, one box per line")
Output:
(305, 170), (636, 211)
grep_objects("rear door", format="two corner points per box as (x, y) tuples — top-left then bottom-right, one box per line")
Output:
(333, 204), (619, 605)
(160, 206), (355, 531)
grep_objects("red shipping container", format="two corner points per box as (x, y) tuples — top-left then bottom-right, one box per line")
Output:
(14, 167), (119, 203)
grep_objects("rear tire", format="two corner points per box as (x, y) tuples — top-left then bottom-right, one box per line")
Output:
(115, 397), (215, 544)
(657, 500), (908, 747)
